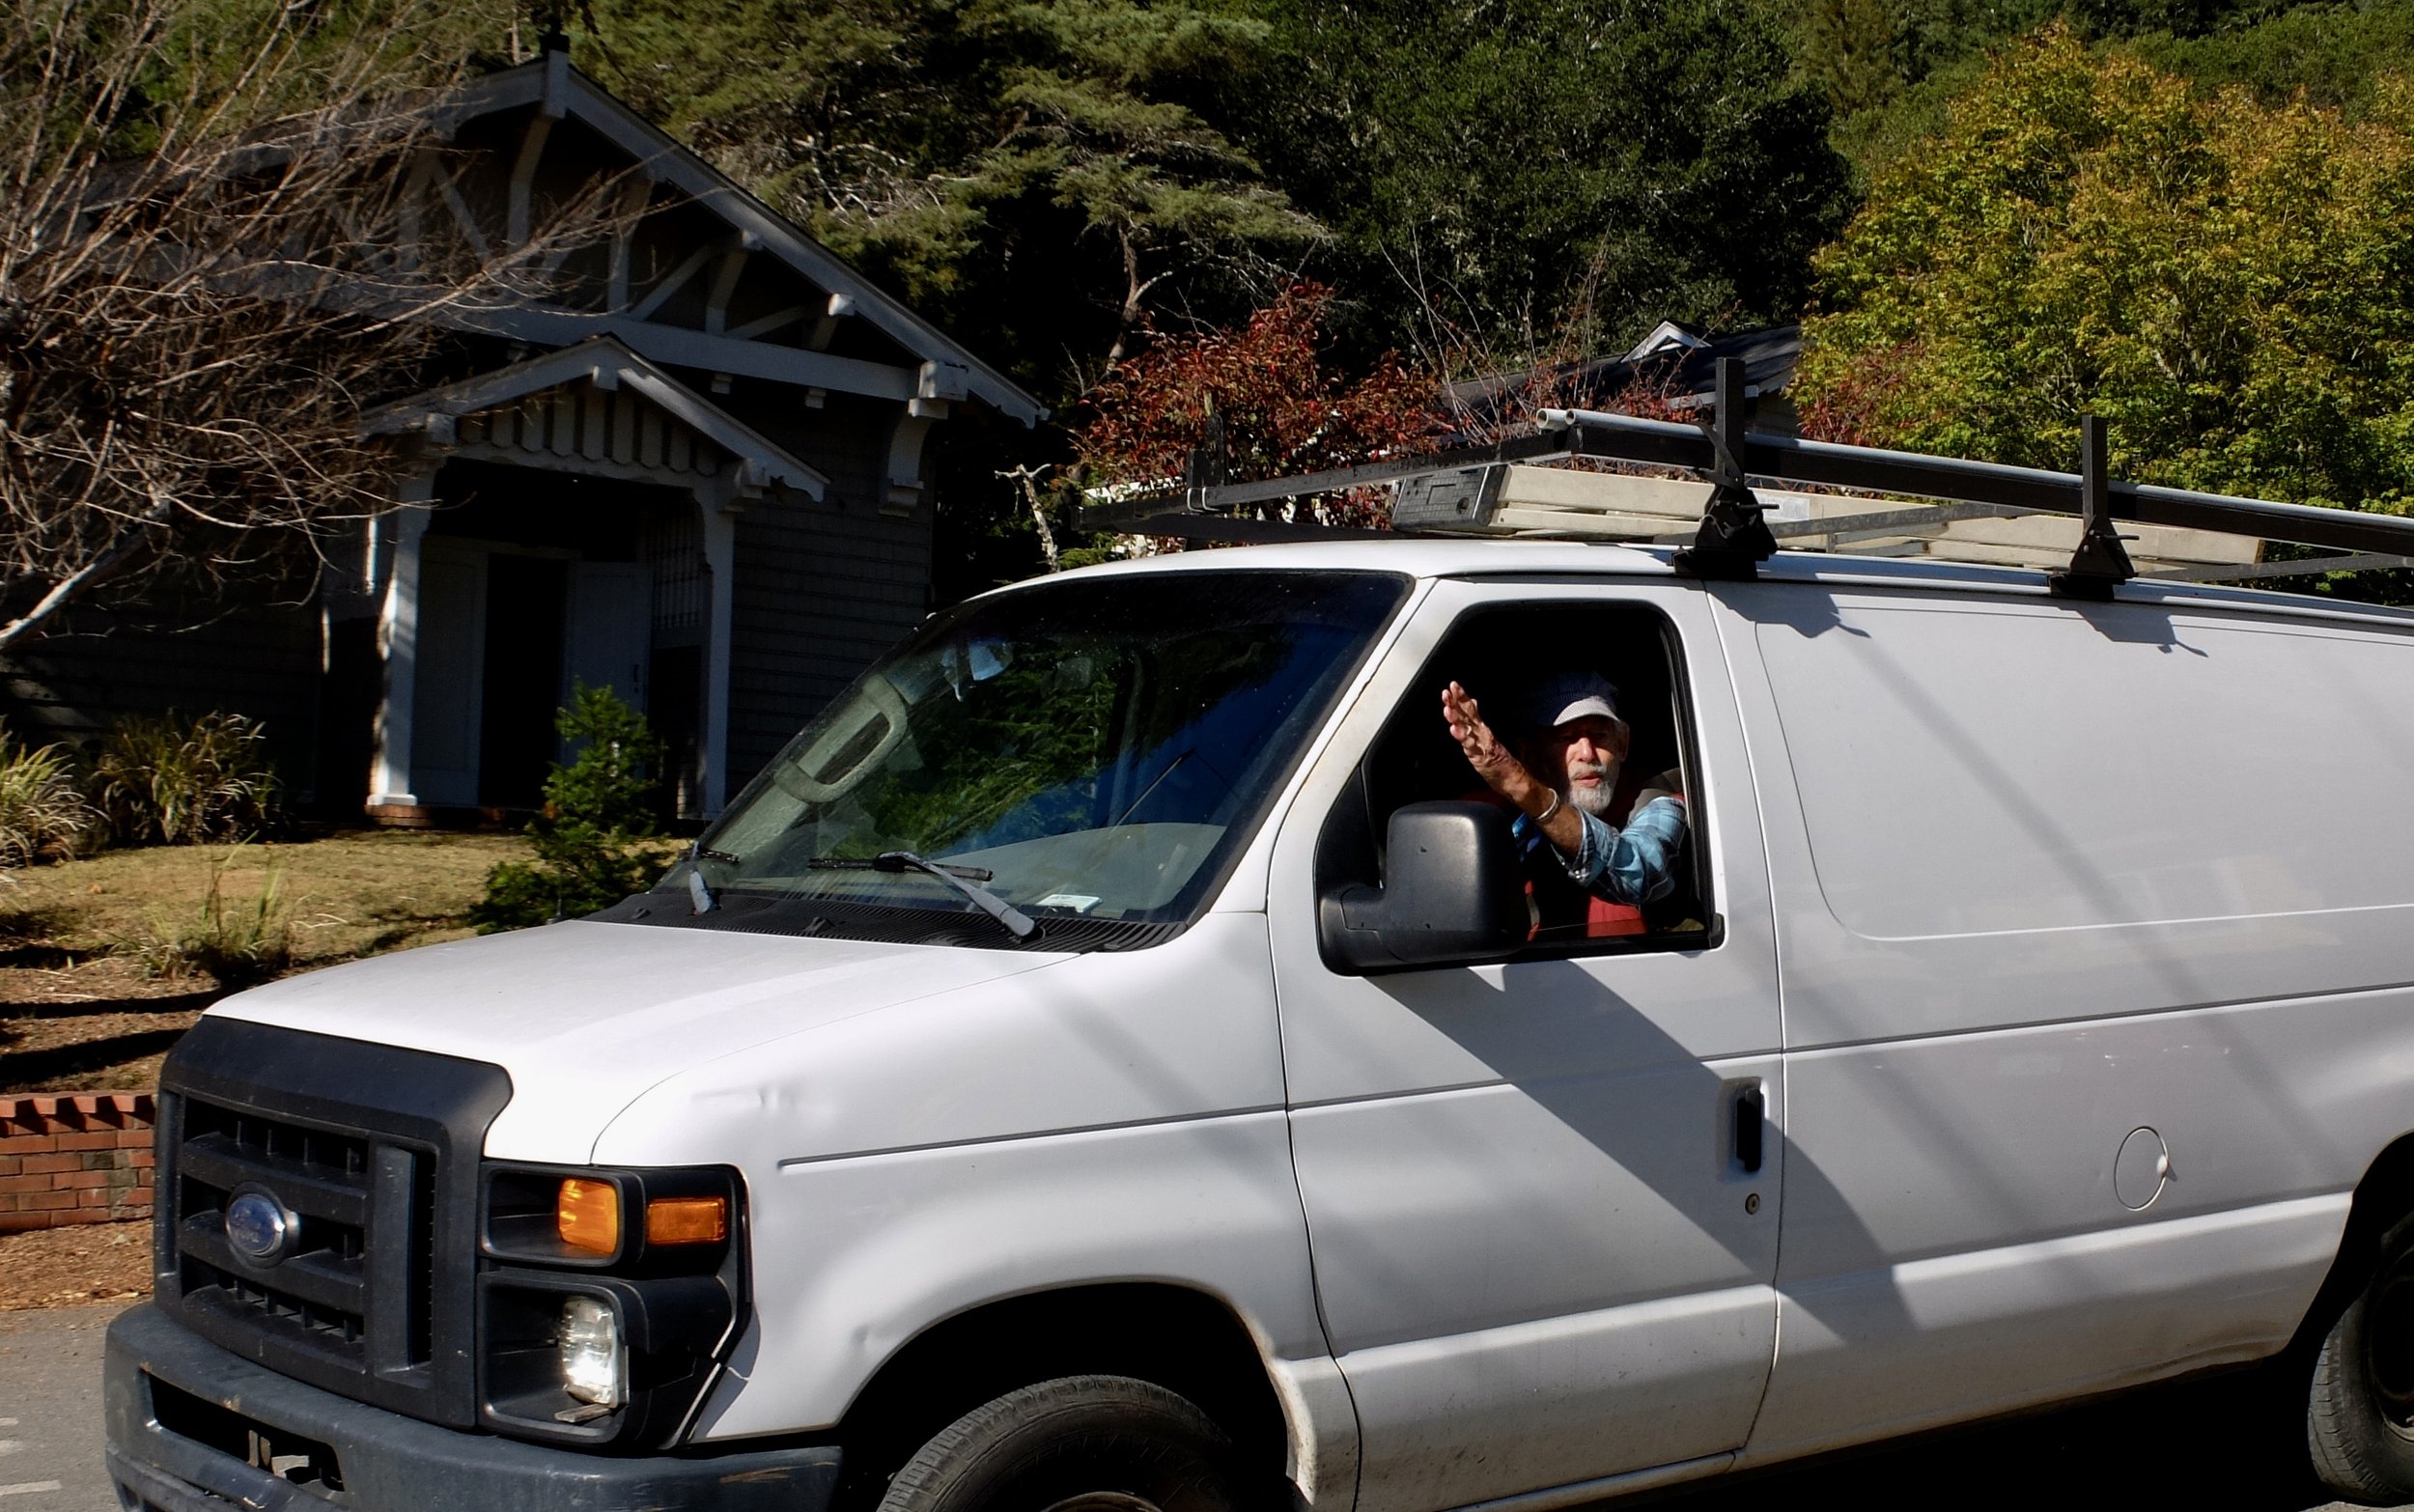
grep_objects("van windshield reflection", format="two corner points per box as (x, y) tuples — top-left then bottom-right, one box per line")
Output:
(662, 570), (1408, 943)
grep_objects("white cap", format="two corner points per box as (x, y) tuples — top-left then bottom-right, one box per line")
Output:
(1527, 671), (1625, 732)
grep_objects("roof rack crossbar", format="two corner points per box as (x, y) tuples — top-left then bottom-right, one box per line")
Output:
(1547, 412), (2414, 559)
(1089, 431), (1586, 529)
(1082, 400), (2414, 570)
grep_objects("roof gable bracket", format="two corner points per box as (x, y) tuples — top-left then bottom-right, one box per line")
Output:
(363, 337), (828, 500)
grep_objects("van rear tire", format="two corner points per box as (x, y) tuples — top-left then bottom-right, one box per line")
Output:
(873, 1374), (1249, 1512)
(2310, 1213), (2414, 1502)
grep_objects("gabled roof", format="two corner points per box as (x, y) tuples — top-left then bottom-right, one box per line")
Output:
(362, 337), (828, 498)
(439, 52), (1044, 426)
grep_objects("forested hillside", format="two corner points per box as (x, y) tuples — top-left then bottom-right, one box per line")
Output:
(1792, 6), (2414, 596)
(493, 1), (2414, 584)
(569, 0), (1850, 401)
(1795, 0), (2414, 170)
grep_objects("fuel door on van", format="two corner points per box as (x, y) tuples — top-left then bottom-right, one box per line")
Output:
(1264, 577), (1782, 1512)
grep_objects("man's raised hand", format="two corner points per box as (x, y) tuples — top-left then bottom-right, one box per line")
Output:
(1443, 682), (1521, 794)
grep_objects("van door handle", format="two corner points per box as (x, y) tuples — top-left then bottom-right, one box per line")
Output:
(1733, 1084), (1765, 1174)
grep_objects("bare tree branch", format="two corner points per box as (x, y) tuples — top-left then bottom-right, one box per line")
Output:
(0, 0), (623, 647)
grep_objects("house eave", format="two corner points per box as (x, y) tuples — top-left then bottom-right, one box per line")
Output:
(443, 57), (1048, 428)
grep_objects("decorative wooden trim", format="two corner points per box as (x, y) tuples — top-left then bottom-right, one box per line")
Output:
(431, 59), (1045, 425)
(361, 337), (828, 499)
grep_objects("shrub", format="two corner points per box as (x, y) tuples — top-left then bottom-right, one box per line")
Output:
(125, 847), (293, 989)
(0, 730), (97, 865)
(472, 686), (671, 932)
(93, 711), (278, 846)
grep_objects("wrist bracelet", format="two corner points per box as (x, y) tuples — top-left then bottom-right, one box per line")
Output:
(1533, 791), (1562, 825)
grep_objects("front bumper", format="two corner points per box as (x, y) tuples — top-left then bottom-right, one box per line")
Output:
(105, 1304), (839, 1512)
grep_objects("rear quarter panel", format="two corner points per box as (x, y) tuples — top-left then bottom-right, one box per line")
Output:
(1715, 581), (2414, 1458)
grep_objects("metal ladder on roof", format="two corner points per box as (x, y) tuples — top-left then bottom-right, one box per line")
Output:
(1078, 358), (2414, 595)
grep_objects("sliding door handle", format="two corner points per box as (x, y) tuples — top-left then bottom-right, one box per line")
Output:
(1733, 1083), (1765, 1175)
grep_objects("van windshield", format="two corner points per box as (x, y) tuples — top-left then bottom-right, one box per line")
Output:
(629, 570), (1409, 947)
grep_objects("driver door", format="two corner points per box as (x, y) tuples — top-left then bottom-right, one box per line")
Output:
(1266, 580), (1782, 1511)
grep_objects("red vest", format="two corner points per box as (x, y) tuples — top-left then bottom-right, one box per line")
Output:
(1469, 773), (1675, 940)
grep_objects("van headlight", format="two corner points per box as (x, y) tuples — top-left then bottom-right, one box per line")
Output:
(558, 1295), (624, 1408)
(477, 1163), (745, 1448)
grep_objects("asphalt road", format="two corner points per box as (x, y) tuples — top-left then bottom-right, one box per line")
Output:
(0, 1305), (121, 1512)
(0, 1302), (2379, 1512)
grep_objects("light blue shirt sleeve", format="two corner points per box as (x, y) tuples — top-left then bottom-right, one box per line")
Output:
(1559, 796), (1688, 905)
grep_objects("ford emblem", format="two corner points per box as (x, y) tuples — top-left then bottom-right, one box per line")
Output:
(224, 1190), (293, 1266)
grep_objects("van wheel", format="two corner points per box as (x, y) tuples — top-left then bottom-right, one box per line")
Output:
(2310, 1213), (2414, 1501)
(874, 1375), (1249, 1512)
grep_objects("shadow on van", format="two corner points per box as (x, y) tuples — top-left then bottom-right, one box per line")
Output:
(1376, 959), (1919, 1345)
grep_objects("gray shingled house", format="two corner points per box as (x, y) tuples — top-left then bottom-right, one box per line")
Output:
(0, 49), (1043, 823)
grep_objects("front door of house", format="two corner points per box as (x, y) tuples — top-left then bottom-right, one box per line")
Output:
(411, 539), (487, 807)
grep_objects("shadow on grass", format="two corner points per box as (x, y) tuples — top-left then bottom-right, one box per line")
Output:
(0, 943), (88, 970)
(0, 988), (223, 1022)
(0, 1026), (194, 1089)
(356, 920), (464, 956)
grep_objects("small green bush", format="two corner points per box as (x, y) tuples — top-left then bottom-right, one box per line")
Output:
(473, 685), (670, 932)
(125, 846), (293, 988)
(93, 711), (278, 847)
(0, 730), (97, 864)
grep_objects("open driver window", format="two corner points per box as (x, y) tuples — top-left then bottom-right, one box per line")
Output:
(1314, 601), (1714, 958)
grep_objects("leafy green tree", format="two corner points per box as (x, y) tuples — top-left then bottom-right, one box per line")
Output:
(2130, 0), (2414, 116)
(1781, 0), (2378, 172)
(474, 685), (671, 930)
(1799, 29), (2414, 535)
(1239, 0), (1854, 371)
(1801, 0), (1907, 117)
(575, 0), (1316, 396)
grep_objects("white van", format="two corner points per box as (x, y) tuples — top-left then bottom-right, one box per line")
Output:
(103, 520), (2414, 1511)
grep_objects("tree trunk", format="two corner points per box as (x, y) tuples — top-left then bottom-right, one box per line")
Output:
(1103, 227), (1165, 373)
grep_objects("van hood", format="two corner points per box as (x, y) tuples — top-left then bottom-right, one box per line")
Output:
(206, 920), (1064, 1163)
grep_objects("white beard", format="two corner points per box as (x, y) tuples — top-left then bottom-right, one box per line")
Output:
(1565, 762), (1619, 817)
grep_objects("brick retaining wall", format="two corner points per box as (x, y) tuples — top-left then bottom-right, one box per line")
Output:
(0, 1092), (154, 1233)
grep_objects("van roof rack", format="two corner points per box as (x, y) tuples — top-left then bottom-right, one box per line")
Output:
(1078, 358), (2414, 594)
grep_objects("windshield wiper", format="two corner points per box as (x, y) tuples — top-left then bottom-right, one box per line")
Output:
(685, 842), (741, 915)
(807, 852), (1036, 940)
(687, 869), (716, 915)
(809, 855), (994, 882)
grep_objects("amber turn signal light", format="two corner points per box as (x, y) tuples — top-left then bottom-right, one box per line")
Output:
(556, 1178), (621, 1255)
(645, 1195), (729, 1246)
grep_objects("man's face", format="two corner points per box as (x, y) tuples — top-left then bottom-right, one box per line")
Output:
(1544, 714), (1628, 817)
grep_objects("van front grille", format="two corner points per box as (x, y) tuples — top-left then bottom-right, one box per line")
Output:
(155, 1019), (511, 1429)
(170, 1099), (417, 1372)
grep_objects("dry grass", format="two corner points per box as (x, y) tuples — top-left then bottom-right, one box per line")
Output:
(0, 828), (529, 1093)
(0, 829), (525, 964)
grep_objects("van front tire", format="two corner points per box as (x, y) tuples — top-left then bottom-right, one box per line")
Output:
(2310, 1213), (2414, 1502)
(874, 1375), (1249, 1512)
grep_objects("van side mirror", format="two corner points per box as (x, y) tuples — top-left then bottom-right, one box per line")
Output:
(1318, 801), (1527, 972)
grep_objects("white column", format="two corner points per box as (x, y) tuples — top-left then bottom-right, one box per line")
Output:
(369, 483), (436, 810)
(698, 489), (739, 816)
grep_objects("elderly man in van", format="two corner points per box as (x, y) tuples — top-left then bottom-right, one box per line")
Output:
(1443, 672), (1687, 938)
